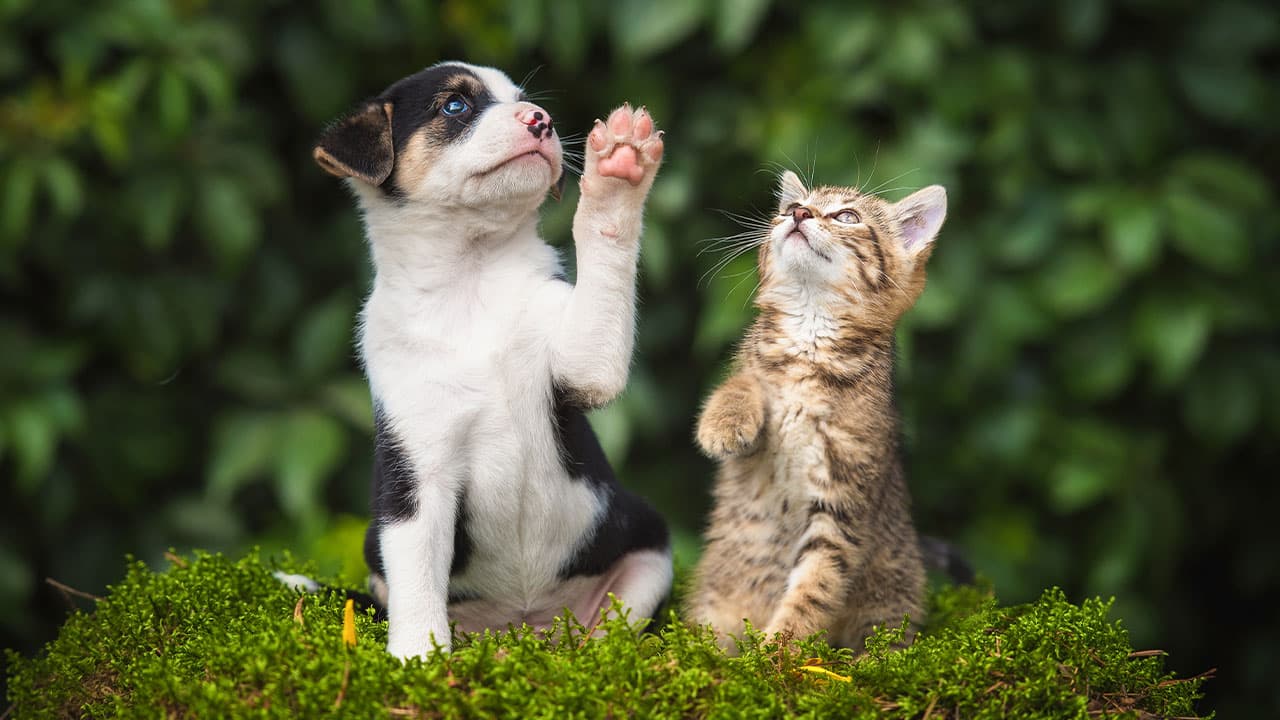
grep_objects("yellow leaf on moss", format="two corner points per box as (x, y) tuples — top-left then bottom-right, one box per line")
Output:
(798, 665), (851, 682)
(342, 599), (356, 648)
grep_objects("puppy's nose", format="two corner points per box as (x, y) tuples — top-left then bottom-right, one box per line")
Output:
(516, 104), (554, 140)
(792, 206), (814, 223)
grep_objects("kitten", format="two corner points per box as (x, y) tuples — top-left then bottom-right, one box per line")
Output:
(686, 170), (947, 652)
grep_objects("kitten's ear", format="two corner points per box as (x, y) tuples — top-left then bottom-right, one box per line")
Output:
(776, 170), (808, 211)
(313, 101), (395, 186)
(893, 185), (947, 256)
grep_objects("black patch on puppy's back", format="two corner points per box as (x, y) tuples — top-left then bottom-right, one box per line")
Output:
(558, 485), (670, 578)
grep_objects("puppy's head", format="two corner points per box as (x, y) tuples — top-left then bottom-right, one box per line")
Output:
(314, 63), (564, 211)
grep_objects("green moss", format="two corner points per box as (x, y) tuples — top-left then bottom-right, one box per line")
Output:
(5, 552), (1211, 718)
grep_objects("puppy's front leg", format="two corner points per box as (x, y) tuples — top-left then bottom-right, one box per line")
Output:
(550, 105), (664, 407)
(380, 480), (457, 659)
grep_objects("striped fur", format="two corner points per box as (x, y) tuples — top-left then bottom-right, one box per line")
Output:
(687, 172), (946, 652)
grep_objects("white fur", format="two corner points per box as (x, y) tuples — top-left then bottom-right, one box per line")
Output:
(272, 571), (320, 593)
(347, 64), (663, 659)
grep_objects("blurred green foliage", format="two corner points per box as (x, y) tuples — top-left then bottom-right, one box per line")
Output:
(0, 0), (1276, 714)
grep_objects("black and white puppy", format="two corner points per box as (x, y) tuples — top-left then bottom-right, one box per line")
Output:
(311, 62), (671, 660)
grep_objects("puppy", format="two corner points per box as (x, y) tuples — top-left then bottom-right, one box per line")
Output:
(312, 62), (671, 659)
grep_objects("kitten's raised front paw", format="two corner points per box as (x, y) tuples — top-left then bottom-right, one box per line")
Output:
(696, 400), (764, 459)
(581, 104), (664, 195)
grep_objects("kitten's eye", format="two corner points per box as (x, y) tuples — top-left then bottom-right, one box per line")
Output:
(441, 96), (470, 117)
(833, 210), (861, 224)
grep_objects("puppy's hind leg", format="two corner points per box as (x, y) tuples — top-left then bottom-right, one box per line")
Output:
(591, 548), (673, 632)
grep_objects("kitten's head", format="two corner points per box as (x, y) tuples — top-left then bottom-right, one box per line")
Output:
(759, 170), (947, 326)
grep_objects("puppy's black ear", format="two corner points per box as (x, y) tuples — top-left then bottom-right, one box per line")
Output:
(313, 102), (394, 186)
(550, 170), (567, 201)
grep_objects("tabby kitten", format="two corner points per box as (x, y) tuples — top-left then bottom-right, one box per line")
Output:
(686, 171), (947, 652)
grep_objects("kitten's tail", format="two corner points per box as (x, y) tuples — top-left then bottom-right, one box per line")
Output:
(919, 536), (975, 585)
(273, 571), (387, 620)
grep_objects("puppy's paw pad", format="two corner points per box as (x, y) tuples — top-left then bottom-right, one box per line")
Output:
(586, 104), (664, 187)
(598, 145), (642, 183)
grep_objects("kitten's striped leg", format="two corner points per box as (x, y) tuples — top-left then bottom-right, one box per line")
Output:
(762, 504), (860, 642)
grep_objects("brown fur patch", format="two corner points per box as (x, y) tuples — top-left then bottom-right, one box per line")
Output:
(391, 129), (442, 195)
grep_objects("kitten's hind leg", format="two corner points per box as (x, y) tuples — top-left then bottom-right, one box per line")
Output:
(685, 594), (755, 654)
(833, 557), (926, 653)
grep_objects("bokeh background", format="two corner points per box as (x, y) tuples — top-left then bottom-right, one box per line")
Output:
(2, 0), (1277, 714)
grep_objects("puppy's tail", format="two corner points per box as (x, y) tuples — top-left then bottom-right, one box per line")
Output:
(273, 571), (387, 621)
(918, 536), (975, 586)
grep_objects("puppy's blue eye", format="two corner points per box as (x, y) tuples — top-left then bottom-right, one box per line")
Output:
(442, 97), (470, 117)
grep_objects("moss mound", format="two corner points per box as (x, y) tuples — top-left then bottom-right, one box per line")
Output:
(5, 552), (1211, 718)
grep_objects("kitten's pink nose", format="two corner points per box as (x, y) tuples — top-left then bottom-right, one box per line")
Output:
(792, 206), (814, 223)
(516, 104), (554, 140)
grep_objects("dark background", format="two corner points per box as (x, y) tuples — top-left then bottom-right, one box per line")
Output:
(2, 0), (1276, 715)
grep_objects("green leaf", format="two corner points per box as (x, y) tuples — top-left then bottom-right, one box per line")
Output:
(1133, 295), (1211, 388)
(7, 400), (56, 494)
(215, 348), (294, 401)
(274, 411), (347, 521)
(156, 65), (191, 136)
(507, 0), (544, 48)
(1190, 2), (1280, 59)
(1170, 153), (1272, 210)
(41, 156), (83, 218)
(207, 411), (281, 502)
(321, 377), (374, 433)
(1164, 190), (1249, 273)
(993, 199), (1057, 267)
(1103, 196), (1162, 271)
(197, 176), (260, 271)
(0, 543), (33, 615)
(1048, 458), (1111, 513)
(164, 495), (244, 543)
(1175, 59), (1263, 125)
(714, 0), (769, 53)
(613, 0), (706, 58)
(640, 224), (672, 289)
(184, 55), (233, 110)
(1057, 0), (1106, 48)
(292, 292), (355, 379)
(1057, 321), (1134, 401)
(1, 158), (36, 245)
(1183, 363), (1259, 447)
(546, 0), (589, 68)
(970, 403), (1040, 463)
(131, 175), (184, 250)
(1035, 244), (1123, 317)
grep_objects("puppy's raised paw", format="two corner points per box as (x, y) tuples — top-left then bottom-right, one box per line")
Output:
(581, 104), (664, 196)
